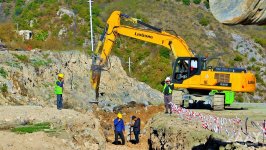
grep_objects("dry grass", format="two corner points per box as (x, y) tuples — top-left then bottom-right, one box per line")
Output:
(0, 23), (16, 43)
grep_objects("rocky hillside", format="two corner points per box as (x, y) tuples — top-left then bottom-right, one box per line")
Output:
(0, 0), (265, 101)
(0, 50), (163, 110)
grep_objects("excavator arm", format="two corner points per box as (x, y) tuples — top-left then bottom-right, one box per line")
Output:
(95, 11), (193, 65)
(91, 11), (194, 99)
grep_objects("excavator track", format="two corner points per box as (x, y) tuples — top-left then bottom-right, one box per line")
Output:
(212, 94), (224, 111)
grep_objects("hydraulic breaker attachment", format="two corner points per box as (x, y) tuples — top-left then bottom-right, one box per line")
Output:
(90, 63), (101, 100)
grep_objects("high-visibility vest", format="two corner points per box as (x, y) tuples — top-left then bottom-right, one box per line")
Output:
(163, 83), (173, 94)
(54, 80), (63, 94)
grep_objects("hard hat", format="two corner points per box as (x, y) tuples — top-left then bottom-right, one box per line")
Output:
(117, 113), (122, 119)
(165, 77), (171, 81)
(58, 73), (64, 78)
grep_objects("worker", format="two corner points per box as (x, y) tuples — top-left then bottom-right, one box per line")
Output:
(55, 73), (64, 110)
(161, 77), (174, 114)
(131, 115), (141, 144)
(114, 113), (125, 145)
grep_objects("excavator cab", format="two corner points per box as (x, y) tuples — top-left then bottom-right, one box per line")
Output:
(173, 57), (207, 83)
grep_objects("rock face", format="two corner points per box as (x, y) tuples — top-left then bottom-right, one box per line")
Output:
(57, 8), (75, 18)
(0, 50), (163, 111)
(146, 112), (266, 150)
(210, 0), (266, 25)
(146, 113), (223, 150)
(99, 57), (163, 107)
(231, 33), (265, 63)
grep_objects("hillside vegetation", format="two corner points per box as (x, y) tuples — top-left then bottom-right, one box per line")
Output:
(0, 0), (265, 102)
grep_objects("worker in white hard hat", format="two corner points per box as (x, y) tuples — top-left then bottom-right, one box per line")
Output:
(55, 73), (64, 110)
(161, 77), (174, 114)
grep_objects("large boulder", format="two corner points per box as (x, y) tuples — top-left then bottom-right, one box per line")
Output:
(210, 0), (266, 25)
(0, 50), (163, 110)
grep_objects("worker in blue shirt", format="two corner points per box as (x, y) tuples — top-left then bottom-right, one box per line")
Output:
(114, 113), (125, 145)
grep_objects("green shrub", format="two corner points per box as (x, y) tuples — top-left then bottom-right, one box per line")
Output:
(16, 0), (25, 6)
(229, 60), (234, 67)
(250, 57), (256, 62)
(255, 73), (264, 85)
(1, 84), (8, 93)
(233, 55), (242, 61)
(4, 5), (11, 16)
(31, 59), (51, 68)
(254, 38), (266, 47)
(182, 0), (190, 5)
(193, 0), (201, 4)
(11, 122), (51, 134)
(204, 0), (209, 9)
(61, 14), (72, 24)
(159, 48), (170, 58)
(28, 2), (39, 10)
(92, 5), (100, 16)
(13, 54), (29, 63)
(140, 74), (148, 82)
(35, 31), (49, 41)
(199, 17), (210, 26)
(15, 6), (23, 16)
(0, 68), (8, 78)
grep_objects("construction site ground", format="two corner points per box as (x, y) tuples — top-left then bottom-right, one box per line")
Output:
(94, 103), (266, 150)
(0, 103), (265, 150)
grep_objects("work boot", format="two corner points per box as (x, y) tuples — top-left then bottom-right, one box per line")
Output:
(165, 111), (168, 114)
(170, 112), (172, 115)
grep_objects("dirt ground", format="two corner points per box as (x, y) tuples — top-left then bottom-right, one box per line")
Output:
(0, 103), (265, 150)
(0, 131), (72, 150)
(95, 103), (266, 150)
(0, 106), (105, 150)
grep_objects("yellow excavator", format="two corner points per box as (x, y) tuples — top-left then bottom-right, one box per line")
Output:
(90, 11), (256, 110)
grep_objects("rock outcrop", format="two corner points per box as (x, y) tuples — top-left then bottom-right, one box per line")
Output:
(146, 113), (223, 149)
(146, 113), (265, 150)
(0, 50), (163, 111)
(210, 0), (266, 25)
